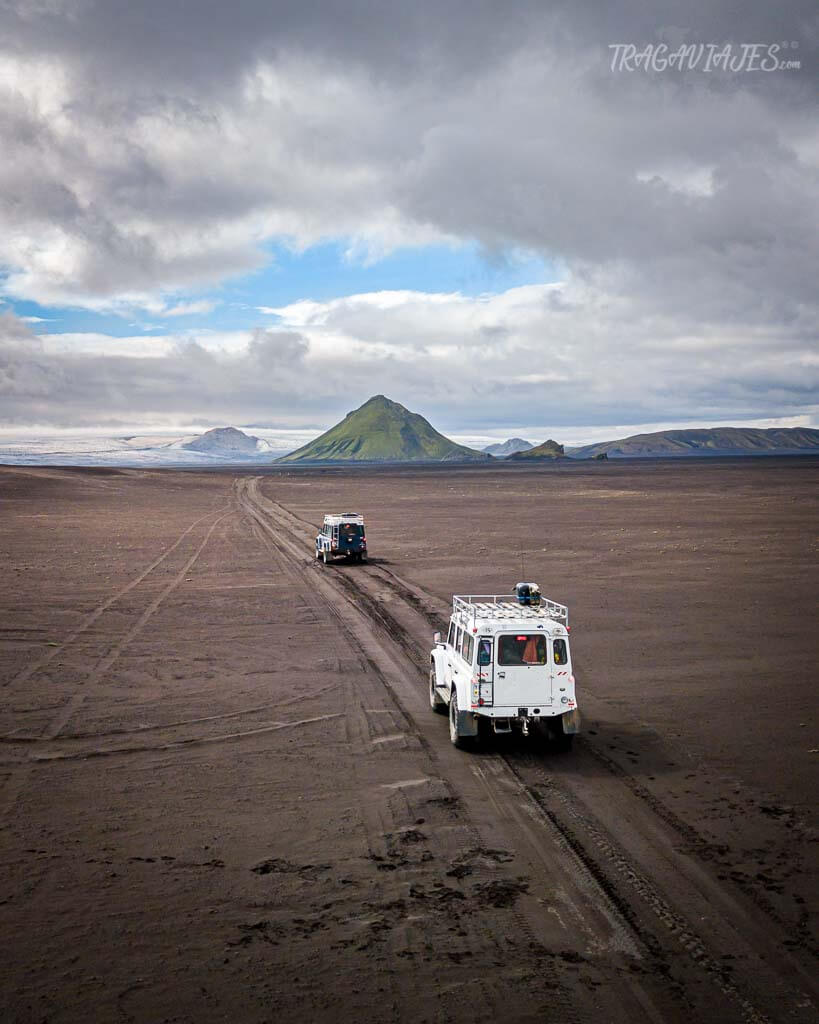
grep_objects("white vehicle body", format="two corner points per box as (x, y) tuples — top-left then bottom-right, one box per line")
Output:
(429, 593), (580, 748)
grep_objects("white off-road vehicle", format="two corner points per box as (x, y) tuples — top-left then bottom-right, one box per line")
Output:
(315, 513), (368, 564)
(429, 585), (580, 750)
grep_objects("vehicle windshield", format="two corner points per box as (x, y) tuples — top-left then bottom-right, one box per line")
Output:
(498, 634), (547, 666)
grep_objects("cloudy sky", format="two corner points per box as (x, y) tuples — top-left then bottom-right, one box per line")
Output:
(0, 0), (817, 442)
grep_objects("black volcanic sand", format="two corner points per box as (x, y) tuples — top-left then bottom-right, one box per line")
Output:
(0, 459), (816, 1023)
(268, 457), (818, 805)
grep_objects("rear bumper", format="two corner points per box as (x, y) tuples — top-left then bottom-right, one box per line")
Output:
(470, 705), (579, 726)
(471, 704), (556, 717)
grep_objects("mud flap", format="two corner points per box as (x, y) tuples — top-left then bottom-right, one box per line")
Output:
(456, 709), (480, 737)
(561, 708), (581, 735)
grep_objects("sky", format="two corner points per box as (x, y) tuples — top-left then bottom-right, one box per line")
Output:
(0, 0), (817, 443)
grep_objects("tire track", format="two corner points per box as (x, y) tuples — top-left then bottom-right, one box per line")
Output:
(0, 504), (234, 823)
(43, 509), (234, 741)
(3, 504), (231, 692)
(242, 477), (707, 1024)
(237, 478), (589, 1024)
(0, 682), (338, 746)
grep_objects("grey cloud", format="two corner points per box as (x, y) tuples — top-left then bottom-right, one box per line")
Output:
(0, 0), (816, 428)
(0, 312), (318, 426)
(1, 1), (816, 304)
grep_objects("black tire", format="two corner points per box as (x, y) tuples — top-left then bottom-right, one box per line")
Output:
(552, 731), (574, 753)
(477, 716), (494, 748)
(322, 549), (329, 565)
(449, 688), (471, 749)
(429, 665), (446, 714)
(544, 719), (574, 752)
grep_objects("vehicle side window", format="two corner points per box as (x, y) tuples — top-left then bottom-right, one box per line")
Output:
(462, 633), (474, 664)
(553, 639), (568, 665)
(447, 621), (456, 647)
(454, 627), (463, 653)
(477, 639), (492, 666)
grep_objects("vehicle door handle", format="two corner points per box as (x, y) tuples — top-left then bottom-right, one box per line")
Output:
(498, 671), (505, 678)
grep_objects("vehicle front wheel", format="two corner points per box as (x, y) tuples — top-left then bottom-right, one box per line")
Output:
(429, 665), (446, 714)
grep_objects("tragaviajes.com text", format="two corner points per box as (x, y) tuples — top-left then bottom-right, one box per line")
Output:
(609, 42), (801, 73)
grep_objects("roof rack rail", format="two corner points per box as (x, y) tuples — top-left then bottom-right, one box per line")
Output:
(452, 593), (568, 626)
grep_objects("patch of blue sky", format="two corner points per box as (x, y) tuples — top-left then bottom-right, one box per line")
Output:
(3, 240), (555, 338)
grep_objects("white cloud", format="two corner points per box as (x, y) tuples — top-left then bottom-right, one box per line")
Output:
(3, 271), (817, 431)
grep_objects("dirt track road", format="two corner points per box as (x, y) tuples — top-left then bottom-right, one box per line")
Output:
(0, 463), (816, 1023)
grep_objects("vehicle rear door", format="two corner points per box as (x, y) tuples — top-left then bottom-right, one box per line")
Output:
(475, 637), (494, 707)
(338, 522), (363, 554)
(551, 634), (572, 702)
(494, 630), (553, 710)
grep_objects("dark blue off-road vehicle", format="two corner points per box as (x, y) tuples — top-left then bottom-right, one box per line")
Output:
(315, 514), (368, 564)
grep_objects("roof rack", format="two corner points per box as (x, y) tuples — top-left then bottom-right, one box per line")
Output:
(323, 513), (364, 525)
(452, 593), (568, 626)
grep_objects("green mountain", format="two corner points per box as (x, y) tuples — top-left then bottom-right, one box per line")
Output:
(569, 427), (819, 459)
(276, 395), (490, 463)
(506, 439), (566, 460)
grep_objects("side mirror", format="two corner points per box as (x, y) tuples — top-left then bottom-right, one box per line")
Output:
(433, 631), (442, 645)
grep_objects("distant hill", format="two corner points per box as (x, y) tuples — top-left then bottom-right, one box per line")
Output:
(483, 438), (535, 457)
(507, 439), (566, 460)
(182, 426), (269, 456)
(569, 427), (819, 459)
(276, 395), (490, 463)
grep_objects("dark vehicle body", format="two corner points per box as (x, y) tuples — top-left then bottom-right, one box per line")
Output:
(316, 514), (367, 564)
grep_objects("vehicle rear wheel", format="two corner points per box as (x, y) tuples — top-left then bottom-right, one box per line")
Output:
(449, 688), (471, 749)
(552, 731), (574, 753)
(544, 719), (574, 752)
(322, 550), (329, 565)
(429, 665), (446, 714)
(477, 716), (494, 748)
